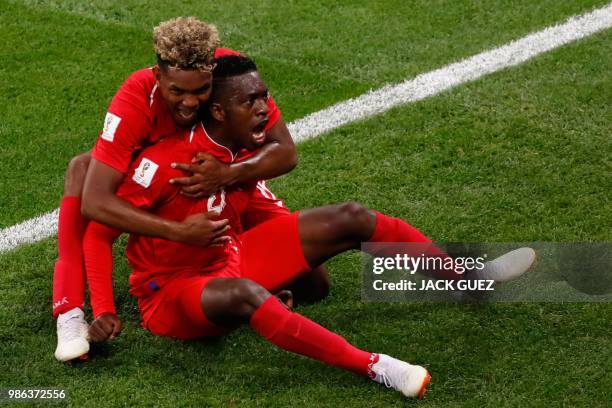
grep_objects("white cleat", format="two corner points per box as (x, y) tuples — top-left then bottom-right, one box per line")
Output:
(370, 354), (430, 399)
(473, 247), (537, 283)
(54, 307), (90, 362)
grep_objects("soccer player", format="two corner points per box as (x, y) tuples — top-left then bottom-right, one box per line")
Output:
(53, 17), (329, 361)
(84, 55), (536, 399)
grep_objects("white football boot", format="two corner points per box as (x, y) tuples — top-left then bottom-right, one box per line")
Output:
(54, 307), (89, 362)
(370, 354), (430, 399)
(472, 247), (537, 283)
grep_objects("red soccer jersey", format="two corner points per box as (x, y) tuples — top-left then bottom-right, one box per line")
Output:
(116, 124), (255, 281)
(86, 123), (258, 318)
(92, 48), (281, 174)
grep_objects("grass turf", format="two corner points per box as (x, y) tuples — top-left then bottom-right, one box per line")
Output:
(0, 0), (611, 406)
(1, 0), (609, 226)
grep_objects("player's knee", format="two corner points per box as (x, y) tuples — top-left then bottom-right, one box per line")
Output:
(336, 202), (375, 238)
(67, 152), (92, 178)
(231, 279), (270, 319)
(64, 152), (92, 196)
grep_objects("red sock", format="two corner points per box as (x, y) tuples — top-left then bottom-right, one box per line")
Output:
(369, 211), (432, 243)
(368, 211), (460, 280)
(250, 296), (375, 377)
(52, 196), (88, 317)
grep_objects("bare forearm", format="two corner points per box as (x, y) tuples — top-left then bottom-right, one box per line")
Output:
(227, 117), (298, 184)
(82, 192), (178, 239)
(82, 159), (181, 239)
(227, 142), (297, 185)
(170, 118), (298, 195)
(82, 159), (229, 246)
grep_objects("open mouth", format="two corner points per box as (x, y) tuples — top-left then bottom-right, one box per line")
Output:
(251, 118), (269, 143)
(177, 110), (197, 122)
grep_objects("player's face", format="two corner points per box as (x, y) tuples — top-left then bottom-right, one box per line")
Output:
(155, 66), (213, 128)
(220, 72), (270, 151)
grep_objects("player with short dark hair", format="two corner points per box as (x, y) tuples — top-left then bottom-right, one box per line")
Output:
(84, 55), (535, 399)
(52, 17), (332, 362)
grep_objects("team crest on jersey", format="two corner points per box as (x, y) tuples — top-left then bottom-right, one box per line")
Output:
(101, 112), (121, 142)
(132, 157), (158, 188)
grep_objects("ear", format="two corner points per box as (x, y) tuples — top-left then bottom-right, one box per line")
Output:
(210, 102), (225, 122)
(152, 65), (161, 82)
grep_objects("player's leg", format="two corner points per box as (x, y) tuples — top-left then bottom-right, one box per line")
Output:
(241, 181), (330, 304)
(241, 203), (534, 295)
(53, 151), (91, 362)
(298, 202), (535, 282)
(298, 202), (439, 270)
(239, 207), (450, 295)
(200, 277), (430, 398)
(138, 275), (233, 340)
(284, 267), (330, 305)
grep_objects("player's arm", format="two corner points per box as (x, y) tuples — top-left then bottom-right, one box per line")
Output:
(81, 159), (230, 246)
(227, 117), (297, 183)
(85, 70), (229, 243)
(171, 109), (298, 198)
(83, 70), (227, 245)
(83, 221), (122, 343)
(84, 154), (230, 342)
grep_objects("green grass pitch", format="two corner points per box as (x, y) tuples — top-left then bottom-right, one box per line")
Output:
(0, 0), (611, 406)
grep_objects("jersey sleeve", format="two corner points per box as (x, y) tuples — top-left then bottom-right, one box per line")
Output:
(214, 47), (241, 58)
(83, 222), (122, 318)
(92, 70), (154, 174)
(265, 96), (281, 130)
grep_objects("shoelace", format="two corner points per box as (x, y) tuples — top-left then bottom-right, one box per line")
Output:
(59, 315), (85, 340)
(376, 368), (394, 389)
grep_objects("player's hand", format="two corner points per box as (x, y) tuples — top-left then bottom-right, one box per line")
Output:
(170, 152), (233, 198)
(89, 313), (122, 343)
(176, 212), (231, 247)
(275, 290), (294, 310)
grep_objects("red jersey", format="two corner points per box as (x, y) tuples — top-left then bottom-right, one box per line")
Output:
(92, 48), (281, 174)
(86, 123), (262, 318)
(116, 124), (255, 281)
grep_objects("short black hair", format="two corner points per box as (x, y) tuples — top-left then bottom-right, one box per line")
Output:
(212, 55), (257, 80)
(207, 54), (259, 108)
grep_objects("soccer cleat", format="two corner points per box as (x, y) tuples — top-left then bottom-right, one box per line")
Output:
(473, 247), (536, 283)
(54, 307), (90, 362)
(370, 354), (430, 399)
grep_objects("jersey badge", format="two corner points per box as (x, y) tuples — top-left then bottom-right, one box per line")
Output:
(101, 112), (122, 142)
(132, 157), (159, 188)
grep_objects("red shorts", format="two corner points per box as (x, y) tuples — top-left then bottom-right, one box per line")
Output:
(139, 212), (309, 340)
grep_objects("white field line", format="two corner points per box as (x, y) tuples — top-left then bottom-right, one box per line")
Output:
(1, 3), (611, 254)
(1, 209), (59, 253)
(288, 3), (612, 142)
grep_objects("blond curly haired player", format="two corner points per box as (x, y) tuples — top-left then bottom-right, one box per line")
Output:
(53, 17), (326, 362)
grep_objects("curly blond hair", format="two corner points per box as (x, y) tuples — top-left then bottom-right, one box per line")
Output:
(153, 17), (220, 71)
